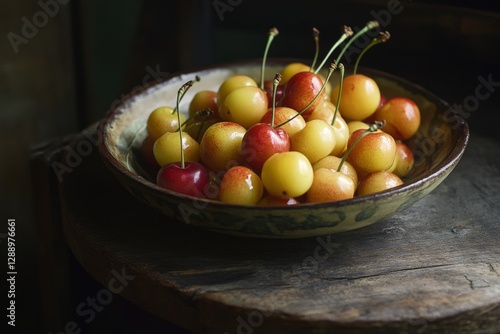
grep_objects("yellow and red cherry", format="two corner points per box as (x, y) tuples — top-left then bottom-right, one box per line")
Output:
(280, 71), (325, 119)
(290, 119), (336, 165)
(199, 121), (246, 172)
(153, 131), (200, 167)
(146, 106), (186, 141)
(241, 74), (291, 171)
(345, 121), (396, 176)
(156, 80), (210, 198)
(260, 106), (305, 138)
(371, 97), (421, 140)
(257, 195), (300, 206)
(347, 120), (370, 134)
(219, 166), (264, 205)
(392, 140), (414, 177)
(313, 155), (358, 186)
(330, 74), (381, 121)
(261, 151), (314, 199)
(306, 167), (355, 203)
(188, 90), (218, 117)
(216, 75), (258, 109)
(279, 62), (310, 86)
(305, 100), (336, 124)
(218, 86), (268, 129)
(331, 116), (349, 157)
(356, 171), (403, 196)
(241, 123), (290, 172)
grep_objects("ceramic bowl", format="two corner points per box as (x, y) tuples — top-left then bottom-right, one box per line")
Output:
(97, 59), (469, 239)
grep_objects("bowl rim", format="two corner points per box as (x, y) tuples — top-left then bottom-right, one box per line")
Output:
(97, 58), (470, 211)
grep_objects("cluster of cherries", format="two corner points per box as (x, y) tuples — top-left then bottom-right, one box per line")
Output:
(141, 21), (421, 206)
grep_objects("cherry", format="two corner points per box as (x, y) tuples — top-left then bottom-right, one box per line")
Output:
(392, 140), (414, 177)
(306, 167), (355, 203)
(345, 121), (396, 177)
(218, 85), (269, 129)
(219, 166), (264, 205)
(371, 96), (421, 140)
(189, 90), (218, 117)
(261, 151), (314, 199)
(146, 106), (186, 141)
(356, 171), (403, 196)
(241, 74), (290, 171)
(280, 70), (325, 119)
(199, 121), (246, 173)
(156, 79), (209, 198)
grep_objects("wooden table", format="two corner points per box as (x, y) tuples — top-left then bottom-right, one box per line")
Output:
(31, 123), (500, 334)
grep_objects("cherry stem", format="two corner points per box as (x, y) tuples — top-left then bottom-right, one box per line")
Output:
(353, 31), (390, 75)
(314, 25), (353, 74)
(275, 62), (337, 128)
(335, 20), (379, 65)
(310, 27), (320, 72)
(172, 75), (200, 114)
(331, 63), (344, 127)
(194, 108), (213, 142)
(338, 120), (386, 171)
(271, 73), (281, 128)
(175, 79), (197, 169)
(260, 27), (279, 90)
(178, 108), (213, 129)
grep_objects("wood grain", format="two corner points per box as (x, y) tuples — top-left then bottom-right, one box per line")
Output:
(59, 130), (500, 333)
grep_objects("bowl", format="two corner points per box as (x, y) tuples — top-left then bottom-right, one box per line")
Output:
(96, 59), (469, 239)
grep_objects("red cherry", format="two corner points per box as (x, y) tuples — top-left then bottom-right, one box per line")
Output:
(280, 71), (325, 118)
(241, 123), (290, 171)
(156, 162), (210, 198)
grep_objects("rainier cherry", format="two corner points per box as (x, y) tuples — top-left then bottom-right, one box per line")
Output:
(147, 106), (186, 141)
(156, 80), (210, 198)
(261, 151), (314, 199)
(241, 74), (290, 171)
(345, 121), (396, 177)
(371, 96), (421, 140)
(199, 121), (246, 172)
(219, 166), (264, 205)
(356, 171), (403, 196)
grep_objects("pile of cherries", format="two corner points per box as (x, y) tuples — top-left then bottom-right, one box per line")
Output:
(141, 21), (421, 205)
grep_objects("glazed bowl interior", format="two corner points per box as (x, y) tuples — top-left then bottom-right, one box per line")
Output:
(97, 59), (469, 239)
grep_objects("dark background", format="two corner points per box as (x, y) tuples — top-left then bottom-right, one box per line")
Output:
(1, 0), (499, 333)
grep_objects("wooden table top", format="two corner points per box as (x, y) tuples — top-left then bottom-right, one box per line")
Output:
(58, 126), (500, 334)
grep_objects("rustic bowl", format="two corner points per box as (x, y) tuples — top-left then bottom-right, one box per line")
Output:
(97, 59), (469, 239)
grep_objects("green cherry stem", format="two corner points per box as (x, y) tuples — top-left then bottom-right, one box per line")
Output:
(172, 75), (200, 115)
(271, 73), (281, 128)
(353, 31), (390, 75)
(338, 120), (386, 171)
(276, 62), (337, 128)
(178, 108), (213, 129)
(175, 80), (197, 169)
(260, 27), (279, 90)
(194, 108), (213, 142)
(314, 25), (353, 74)
(310, 27), (320, 72)
(335, 20), (380, 66)
(331, 63), (344, 127)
